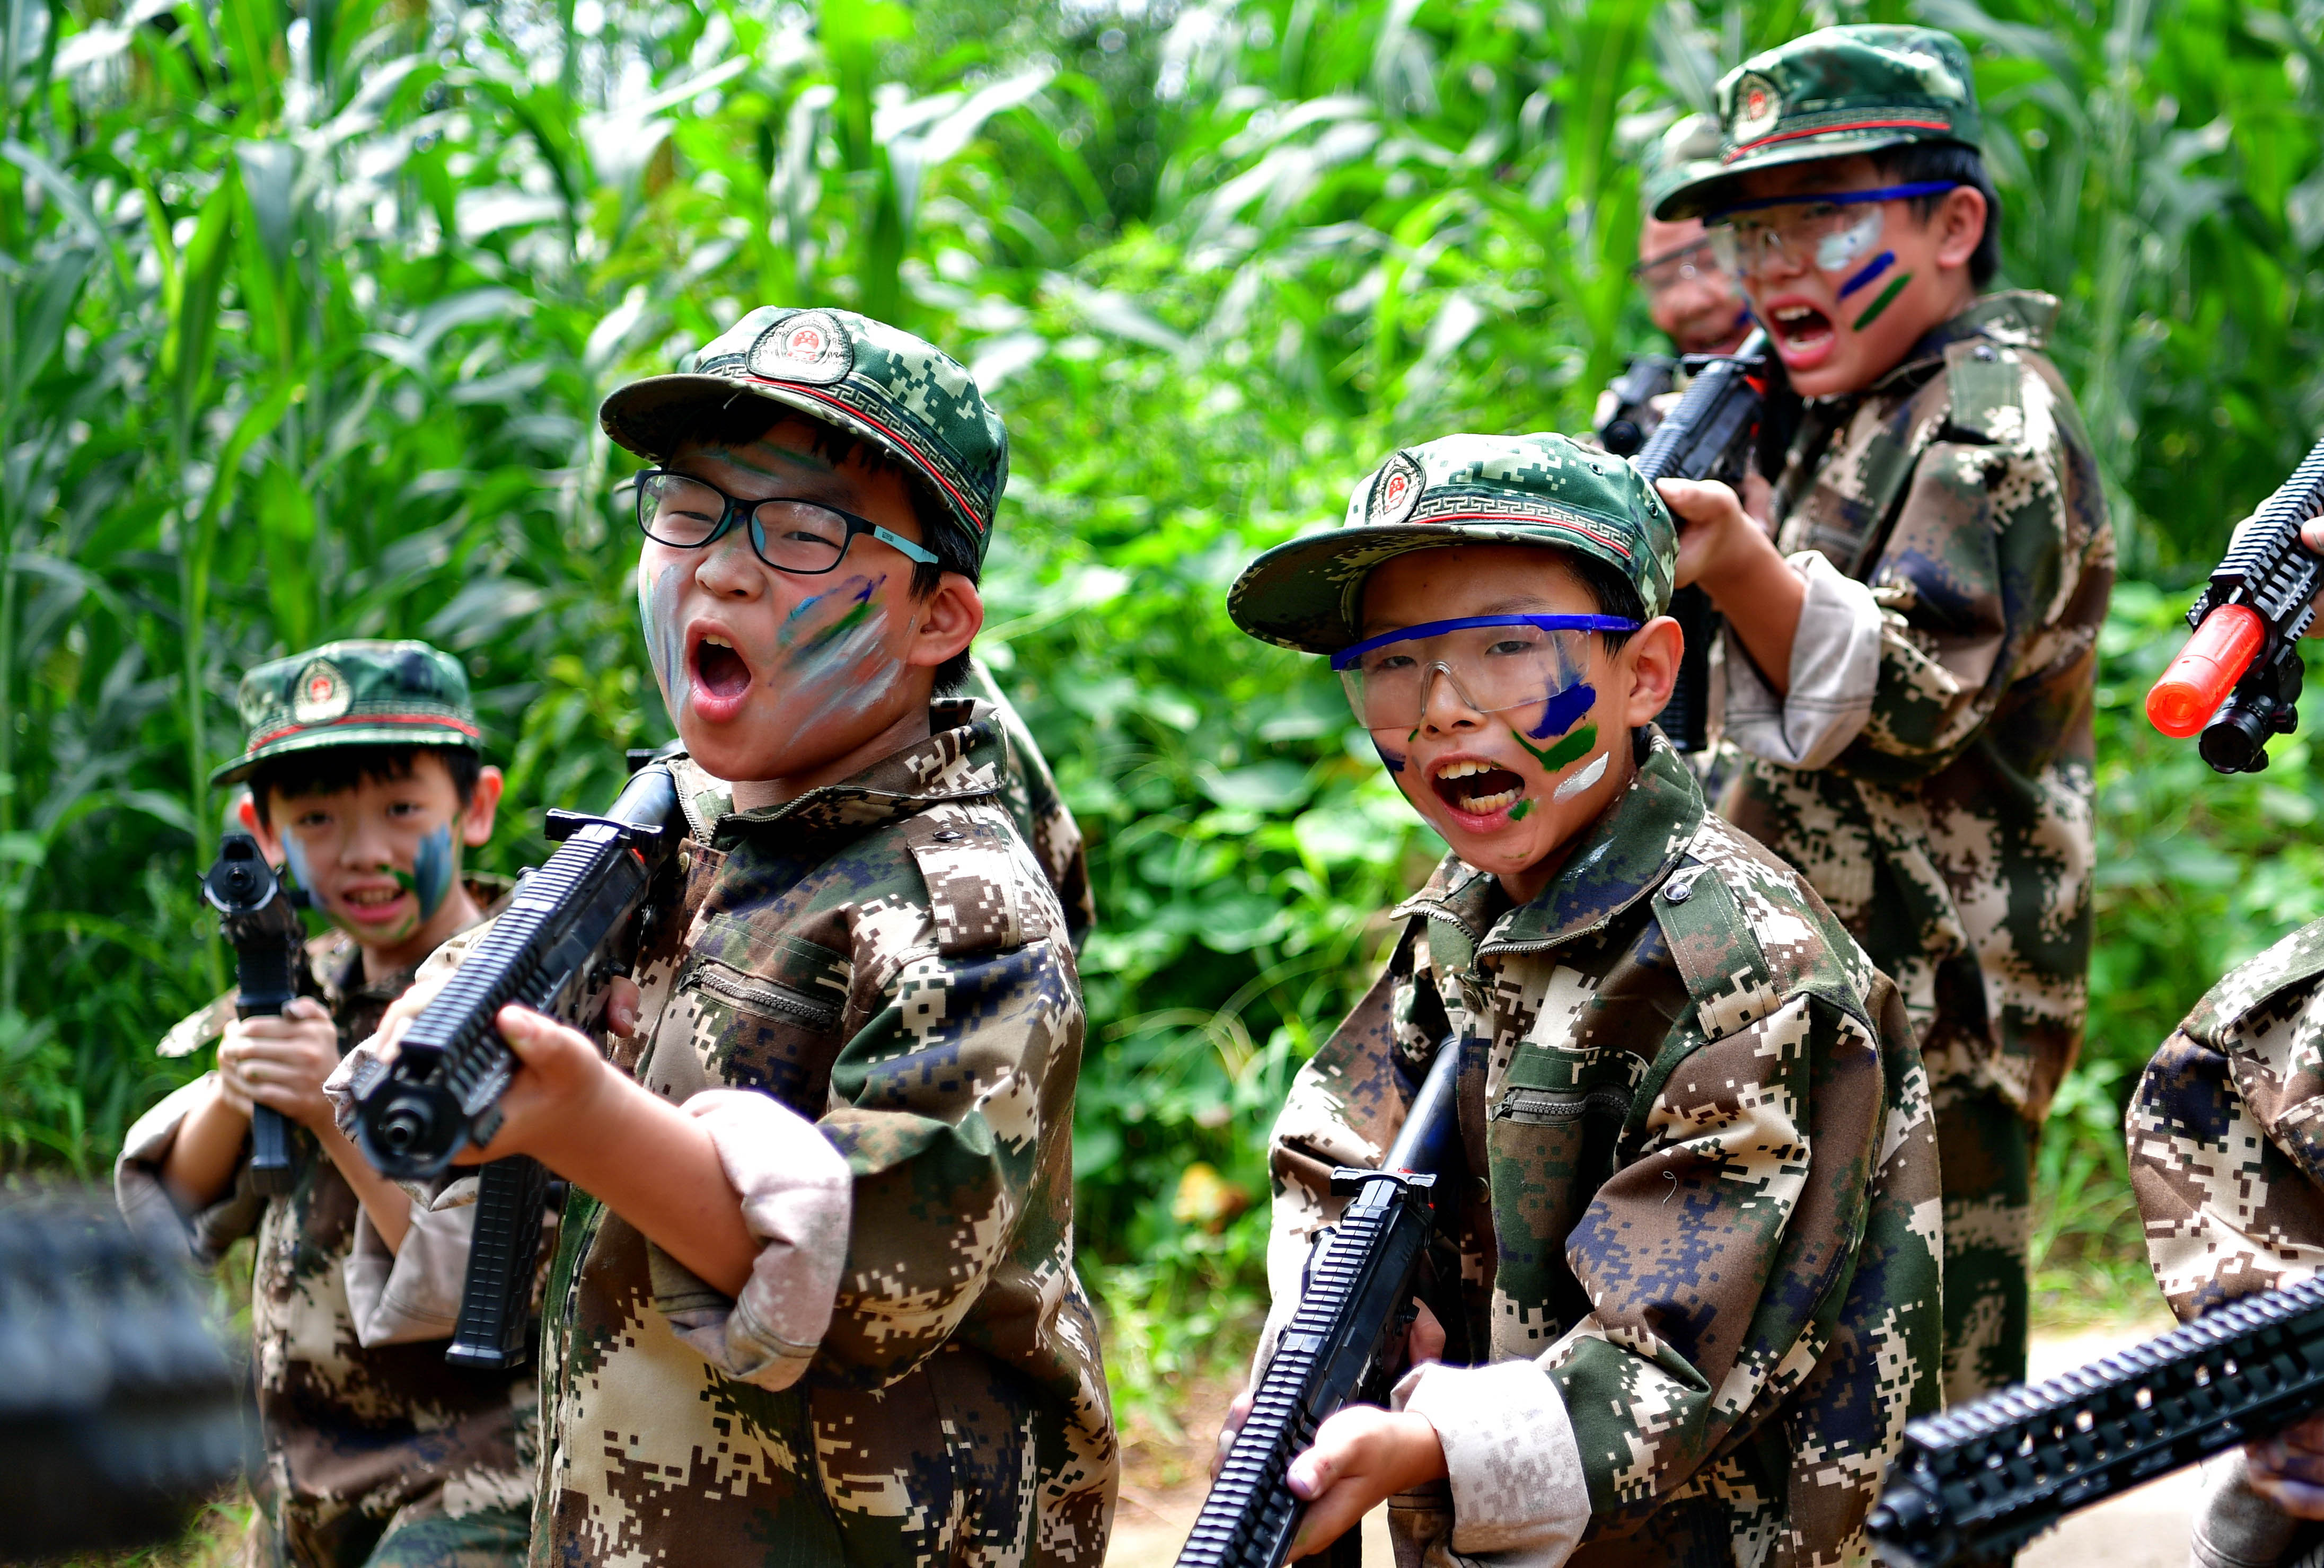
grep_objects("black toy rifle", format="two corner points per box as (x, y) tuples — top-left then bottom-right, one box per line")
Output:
(1597, 354), (1677, 458)
(1626, 326), (1775, 753)
(2147, 432), (2324, 772)
(1175, 1039), (1464, 1568)
(201, 833), (314, 1196)
(1868, 1273), (2324, 1567)
(0, 1192), (248, 1562)
(349, 755), (685, 1369)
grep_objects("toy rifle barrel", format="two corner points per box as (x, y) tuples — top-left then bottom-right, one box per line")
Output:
(203, 834), (303, 1197)
(2148, 605), (2265, 738)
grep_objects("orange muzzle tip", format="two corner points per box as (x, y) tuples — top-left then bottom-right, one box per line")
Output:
(2147, 603), (2266, 738)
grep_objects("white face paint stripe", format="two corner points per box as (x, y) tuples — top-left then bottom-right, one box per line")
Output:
(1552, 750), (1609, 802)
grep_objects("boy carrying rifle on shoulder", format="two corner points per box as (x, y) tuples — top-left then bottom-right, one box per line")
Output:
(1653, 24), (2115, 1405)
(346, 307), (1116, 1564)
(116, 641), (532, 1568)
(1218, 433), (1941, 1564)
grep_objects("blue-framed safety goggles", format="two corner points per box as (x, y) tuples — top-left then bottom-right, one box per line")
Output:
(1331, 614), (1640, 731)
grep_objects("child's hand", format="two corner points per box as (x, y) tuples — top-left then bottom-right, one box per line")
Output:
(1283, 1405), (1448, 1559)
(219, 999), (344, 1132)
(1658, 477), (1761, 595)
(1213, 1301), (1446, 1481)
(2248, 1411), (2324, 1517)
(445, 1005), (619, 1166)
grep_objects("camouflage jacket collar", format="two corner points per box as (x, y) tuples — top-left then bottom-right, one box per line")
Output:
(1857, 289), (2059, 400)
(315, 872), (516, 1006)
(1393, 731), (1704, 953)
(699, 698), (1007, 853)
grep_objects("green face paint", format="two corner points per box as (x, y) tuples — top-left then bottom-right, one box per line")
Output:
(1508, 799), (1533, 821)
(1510, 721), (1597, 774)
(1851, 271), (1912, 331)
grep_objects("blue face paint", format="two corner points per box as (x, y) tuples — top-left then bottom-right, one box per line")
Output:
(1839, 249), (1895, 300)
(281, 834), (316, 901)
(638, 559), (687, 724)
(403, 824), (455, 923)
(1373, 741), (1407, 774)
(1526, 681), (1597, 741)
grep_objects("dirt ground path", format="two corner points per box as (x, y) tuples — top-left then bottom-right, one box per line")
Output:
(1107, 1313), (2191, 1567)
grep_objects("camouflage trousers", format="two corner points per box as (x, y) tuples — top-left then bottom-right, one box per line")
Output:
(249, 1499), (530, 1568)
(1934, 1078), (2036, 1406)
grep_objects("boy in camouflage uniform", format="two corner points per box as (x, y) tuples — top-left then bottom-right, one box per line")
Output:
(1221, 432), (1942, 1564)
(2130, 922), (2324, 1560)
(1654, 25), (2115, 1404)
(116, 642), (533, 1568)
(349, 307), (1115, 1566)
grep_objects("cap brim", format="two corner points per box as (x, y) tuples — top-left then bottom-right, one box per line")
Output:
(600, 375), (987, 556)
(1653, 129), (1969, 220)
(1228, 519), (1645, 656)
(212, 723), (483, 787)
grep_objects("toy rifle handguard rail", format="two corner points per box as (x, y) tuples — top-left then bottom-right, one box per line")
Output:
(2147, 431), (2324, 772)
(349, 755), (684, 1370)
(1868, 1273), (2324, 1568)
(1626, 327), (1771, 754)
(202, 833), (315, 1197)
(1175, 1039), (1464, 1568)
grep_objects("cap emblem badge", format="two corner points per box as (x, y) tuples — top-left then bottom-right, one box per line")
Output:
(291, 659), (351, 725)
(1370, 452), (1427, 526)
(1732, 74), (1782, 143)
(747, 309), (855, 386)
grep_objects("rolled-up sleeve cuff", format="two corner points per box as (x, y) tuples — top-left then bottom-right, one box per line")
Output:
(1722, 550), (1882, 770)
(344, 1175), (485, 1347)
(1392, 1359), (1591, 1566)
(114, 1073), (261, 1266)
(656, 1089), (852, 1390)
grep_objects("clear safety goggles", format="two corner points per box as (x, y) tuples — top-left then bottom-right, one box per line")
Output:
(1330, 614), (1638, 732)
(1704, 181), (1958, 277)
(1629, 236), (1725, 295)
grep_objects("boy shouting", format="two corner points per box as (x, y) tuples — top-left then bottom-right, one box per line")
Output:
(355, 308), (1114, 1565)
(1654, 24), (2114, 1403)
(1224, 433), (1940, 1564)
(116, 642), (532, 1567)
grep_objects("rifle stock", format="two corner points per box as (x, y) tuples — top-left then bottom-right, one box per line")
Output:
(1175, 1040), (1463, 1568)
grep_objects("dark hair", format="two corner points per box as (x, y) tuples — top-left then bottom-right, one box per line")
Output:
(249, 744), (482, 827)
(688, 399), (978, 694)
(1556, 549), (1645, 653)
(1873, 140), (2000, 288)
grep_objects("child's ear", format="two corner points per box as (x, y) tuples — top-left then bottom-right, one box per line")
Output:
(1933, 184), (1987, 272)
(905, 576), (984, 672)
(237, 792), (286, 864)
(460, 766), (506, 849)
(1618, 617), (1685, 726)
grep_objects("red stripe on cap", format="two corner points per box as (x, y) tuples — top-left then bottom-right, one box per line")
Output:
(249, 713), (483, 747)
(1727, 118), (1952, 161)
(1414, 510), (1634, 560)
(744, 377), (988, 536)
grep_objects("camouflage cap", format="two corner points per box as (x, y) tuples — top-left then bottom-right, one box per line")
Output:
(1654, 25), (1982, 220)
(1227, 433), (1678, 655)
(599, 306), (1009, 573)
(1641, 112), (1726, 223)
(212, 640), (481, 786)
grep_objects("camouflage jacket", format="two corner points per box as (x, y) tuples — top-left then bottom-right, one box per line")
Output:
(115, 878), (533, 1561)
(1718, 291), (2114, 1123)
(1267, 734), (1941, 1567)
(531, 698), (1115, 1567)
(2130, 917), (2324, 1318)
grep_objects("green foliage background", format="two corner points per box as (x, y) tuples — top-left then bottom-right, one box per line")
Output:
(5, 0), (2324, 1408)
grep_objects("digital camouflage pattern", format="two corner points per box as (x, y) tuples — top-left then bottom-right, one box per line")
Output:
(1654, 24), (1982, 220)
(598, 305), (1009, 568)
(1228, 431), (1679, 655)
(967, 657), (1095, 943)
(212, 639), (483, 787)
(2129, 917), (2324, 1320)
(1269, 734), (1942, 1566)
(529, 698), (1114, 1568)
(120, 879), (533, 1568)
(1716, 291), (2112, 1403)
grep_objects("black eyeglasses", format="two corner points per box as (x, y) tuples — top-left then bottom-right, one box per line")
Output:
(630, 469), (940, 575)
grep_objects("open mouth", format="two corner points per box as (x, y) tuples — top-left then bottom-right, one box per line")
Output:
(337, 885), (409, 923)
(693, 633), (753, 701)
(1432, 759), (1527, 817)
(1770, 301), (1835, 356)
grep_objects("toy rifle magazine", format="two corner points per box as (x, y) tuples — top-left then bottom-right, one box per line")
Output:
(349, 753), (685, 1370)
(201, 833), (316, 1197)
(2147, 432), (2324, 772)
(1175, 1040), (1464, 1568)
(0, 1192), (248, 1562)
(1868, 1274), (2324, 1567)
(1624, 327), (1777, 753)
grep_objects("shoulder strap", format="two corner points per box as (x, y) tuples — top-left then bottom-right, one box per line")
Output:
(1652, 860), (1783, 1040)
(901, 803), (1055, 956)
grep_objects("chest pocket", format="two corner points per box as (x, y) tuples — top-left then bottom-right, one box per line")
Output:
(657, 918), (853, 1118)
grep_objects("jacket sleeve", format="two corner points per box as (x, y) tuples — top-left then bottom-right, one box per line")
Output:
(113, 1072), (267, 1266)
(1536, 989), (1887, 1523)
(1836, 424), (2091, 785)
